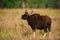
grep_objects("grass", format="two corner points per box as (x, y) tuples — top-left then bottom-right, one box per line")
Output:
(0, 9), (60, 40)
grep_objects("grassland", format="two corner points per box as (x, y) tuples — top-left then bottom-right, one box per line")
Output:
(0, 9), (60, 40)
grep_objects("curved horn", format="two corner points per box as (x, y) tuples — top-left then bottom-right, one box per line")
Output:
(25, 9), (27, 12)
(25, 10), (28, 14)
(30, 10), (33, 14)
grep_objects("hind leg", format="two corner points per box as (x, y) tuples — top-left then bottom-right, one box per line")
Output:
(47, 22), (51, 32)
(43, 27), (48, 38)
(48, 25), (51, 32)
(47, 24), (52, 39)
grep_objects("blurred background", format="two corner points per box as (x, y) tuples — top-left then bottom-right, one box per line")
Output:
(0, 0), (60, 40)
(0, 0), (60, 8)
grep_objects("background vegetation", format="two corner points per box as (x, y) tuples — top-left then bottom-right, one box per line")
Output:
(0, 0), (60, 8)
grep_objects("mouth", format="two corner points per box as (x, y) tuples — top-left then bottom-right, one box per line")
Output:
(21, 17), (25, 20)
(21, 17), (24, 19)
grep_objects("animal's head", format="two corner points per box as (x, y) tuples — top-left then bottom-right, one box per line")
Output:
(21, 10), (29, 20)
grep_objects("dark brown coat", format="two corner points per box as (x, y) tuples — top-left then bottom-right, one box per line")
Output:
(21, 11), (52, 33)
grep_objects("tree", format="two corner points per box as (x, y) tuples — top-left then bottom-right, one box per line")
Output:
(21, 0), (26, 8)
(1, 0), (21, 8)
(0, 0), (60, 8)
(54, 0), (60, 8)
(0, 0), (3, 8)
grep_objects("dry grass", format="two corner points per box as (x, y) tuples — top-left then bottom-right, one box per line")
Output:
(0, 9), (60, 40)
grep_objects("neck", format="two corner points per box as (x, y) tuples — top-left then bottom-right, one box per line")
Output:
(27, 15), (30, 19)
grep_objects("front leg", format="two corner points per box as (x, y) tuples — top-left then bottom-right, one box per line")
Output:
(33, 32), (35, 39)
(33, 30), (36, 40)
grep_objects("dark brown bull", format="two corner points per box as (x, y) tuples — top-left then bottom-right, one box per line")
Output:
(21, 10), (52, 38)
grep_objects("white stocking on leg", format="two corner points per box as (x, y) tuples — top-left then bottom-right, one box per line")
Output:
(33, 32), (35, 40)
(43, 33), (47, 38)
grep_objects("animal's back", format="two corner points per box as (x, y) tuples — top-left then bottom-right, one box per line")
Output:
(40, 15), (51, 24)
(27, 14), (51, 31)
(30, 14), (41, 21)
(30, 14), (51, 23)
(28, 14), (51, 25)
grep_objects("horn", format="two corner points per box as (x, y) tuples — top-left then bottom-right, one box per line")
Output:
(25, 9), (27, 12)
(30, 10), (33, 14)
(25, 10), (28, 14)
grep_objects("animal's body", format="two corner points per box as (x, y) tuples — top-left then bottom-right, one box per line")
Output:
(21, 10), (52, 38)
(22, 13), (51, 32)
